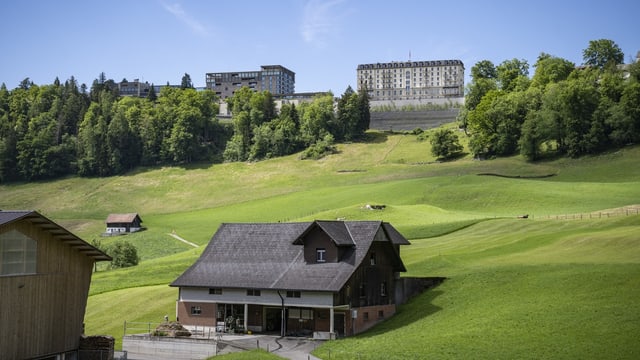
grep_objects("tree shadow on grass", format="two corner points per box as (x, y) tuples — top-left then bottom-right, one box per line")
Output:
(360, 132), (389, 144)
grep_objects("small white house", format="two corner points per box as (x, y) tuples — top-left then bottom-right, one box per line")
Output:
(105, 213), (143, 234)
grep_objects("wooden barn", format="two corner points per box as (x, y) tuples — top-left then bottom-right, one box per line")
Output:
(105, 213), (143, 234)
(0, 210), (111, 359)
(171, 220), (410, 339)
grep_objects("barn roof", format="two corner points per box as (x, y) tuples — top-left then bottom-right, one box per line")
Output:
(106, 213), (141, 224)
(0, 210), (111, 262)
(170, 220), (408, 292)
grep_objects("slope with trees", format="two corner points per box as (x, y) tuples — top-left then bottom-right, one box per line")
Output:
(459, 39), (639, 161)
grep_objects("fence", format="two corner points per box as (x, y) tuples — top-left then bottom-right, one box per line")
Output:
(540, 207), (640, 220)
(123, 321), (160, 336)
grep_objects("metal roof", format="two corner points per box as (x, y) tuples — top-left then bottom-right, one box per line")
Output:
(0, 210), (111, 262)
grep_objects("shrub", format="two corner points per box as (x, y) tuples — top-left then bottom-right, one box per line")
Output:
(106, 240), (140, 268)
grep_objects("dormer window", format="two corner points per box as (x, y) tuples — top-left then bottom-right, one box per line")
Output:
(316, 248), (326, 263)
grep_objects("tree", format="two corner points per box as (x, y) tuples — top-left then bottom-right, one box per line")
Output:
(299, 93), (335, 146)
(147, 83), (157, 102)
(582, 39), (624, 70)
(106, 240), (139, 268)
(181, 73), (193, 89)
(496, 58), (529, 92)
(430, 128), (463, 160)
(335, 86), (357, 141)
(470, 60), (497, 80)
(356, 86), (371, 135)
(531, 53), (575, 89)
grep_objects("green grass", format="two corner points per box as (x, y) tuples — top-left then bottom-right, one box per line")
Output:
(314, 216), (640, 359)
(3, 132), (640, 357)
(85, 285), (176, 350)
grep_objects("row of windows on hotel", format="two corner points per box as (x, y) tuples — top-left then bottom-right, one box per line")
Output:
(372, 88), (460, 97)
(359, 66), (461, 76)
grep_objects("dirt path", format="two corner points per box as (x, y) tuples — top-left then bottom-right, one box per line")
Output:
(167, 233), (199, 248)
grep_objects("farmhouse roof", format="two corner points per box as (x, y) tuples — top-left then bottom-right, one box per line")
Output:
(0, 210), (111, 261)
(170, 220), (408, 292)
(106, 213), (141, 224)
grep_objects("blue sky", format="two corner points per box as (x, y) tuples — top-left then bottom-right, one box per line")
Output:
(0, 0), (637, 93)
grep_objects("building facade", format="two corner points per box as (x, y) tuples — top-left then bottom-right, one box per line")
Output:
(206, 65), (295, 99)
(171, 220), (410, 339)
(105, 213), (143, 234)
(357, 60), (464, 104)
(0, 210), (110, 359)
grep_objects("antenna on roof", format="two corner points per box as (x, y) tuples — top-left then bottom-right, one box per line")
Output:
(409, 50), (411, 62)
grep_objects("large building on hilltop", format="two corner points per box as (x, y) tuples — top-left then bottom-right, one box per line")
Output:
(206, 65), (295, 100)
(357, 59), (464, 106)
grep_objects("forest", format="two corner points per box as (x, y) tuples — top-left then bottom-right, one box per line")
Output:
(0, 73), (369, 182)
(459, 39), (640, 160)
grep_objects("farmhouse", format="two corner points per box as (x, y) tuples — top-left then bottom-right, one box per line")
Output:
(170, 220), (410, 339)
(105, 213), (143, 234)
(0, 210), (111, 359)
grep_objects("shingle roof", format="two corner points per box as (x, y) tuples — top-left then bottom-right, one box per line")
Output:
(0, 210), (111, 261)
(105, 213), (141, 224)
(170, 220), (408, 292)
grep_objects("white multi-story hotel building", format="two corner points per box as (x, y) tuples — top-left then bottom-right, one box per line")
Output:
(357, 60), (464, 105)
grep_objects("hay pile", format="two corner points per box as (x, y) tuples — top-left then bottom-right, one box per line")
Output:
(152, 321), (191, 337)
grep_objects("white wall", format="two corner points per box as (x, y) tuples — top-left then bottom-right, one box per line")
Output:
(180, 287), (334, 308)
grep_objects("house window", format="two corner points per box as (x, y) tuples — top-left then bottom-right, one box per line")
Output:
(359, 283), (366, 297)
(0, 230), (37, 276)
(247, 289), (261, 296)
(381, 281), (388, 297)
(286, 290), (301, 298)
(378, 310), (384, 319)
(363, 312), (369, 321)
(370, 252), (376, 265)
(316, 248), (326, 263)
(209, 288), (222, 295)
(191, 306), (202, 315)
(289, 308), (313, 320)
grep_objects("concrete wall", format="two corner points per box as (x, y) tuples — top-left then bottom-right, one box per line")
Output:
(370, 109), (459, 131)
(123, 335), (217, 360)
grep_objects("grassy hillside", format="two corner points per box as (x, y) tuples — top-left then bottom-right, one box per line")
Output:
(2, 132), (639, 357)
(315, 216), (640, 359)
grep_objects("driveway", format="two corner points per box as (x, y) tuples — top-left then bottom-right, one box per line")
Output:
(219, 334), (323, 360)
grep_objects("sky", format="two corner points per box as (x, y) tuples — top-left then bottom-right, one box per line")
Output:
(0, 0), (638, 94)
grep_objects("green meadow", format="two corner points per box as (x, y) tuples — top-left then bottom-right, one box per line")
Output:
(1, 131), (639, 358)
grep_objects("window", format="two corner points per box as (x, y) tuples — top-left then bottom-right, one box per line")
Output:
(247, 289), (261, 296)
(378, 310), (384, 319)
(363, 312), (369, 321)
(289, 308), (313, 320)
(0, 230), (36, 276)
(370, 252), (376, 265)
(209, 288), (222, 295)
(359, 283), (366, 297)
(191, 306), (202, 315)
(316, 248), (326, 263)
(381, 281), (388, 297)
(286, 290), (301, 298)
